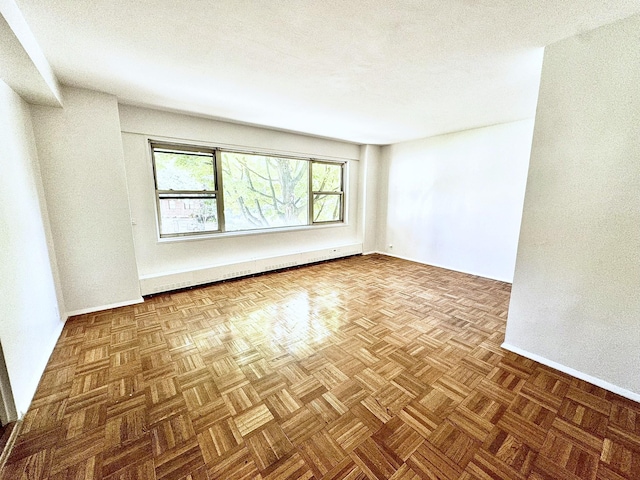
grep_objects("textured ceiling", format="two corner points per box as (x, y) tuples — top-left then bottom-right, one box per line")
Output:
(14, 0), (640, 144)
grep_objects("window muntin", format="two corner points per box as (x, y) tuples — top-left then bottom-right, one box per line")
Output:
(151, 142), (345, 238)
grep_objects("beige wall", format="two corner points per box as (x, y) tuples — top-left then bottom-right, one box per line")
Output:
(505, 14), (640, 399)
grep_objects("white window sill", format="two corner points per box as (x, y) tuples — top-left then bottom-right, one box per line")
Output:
(156, 221), (348, 244)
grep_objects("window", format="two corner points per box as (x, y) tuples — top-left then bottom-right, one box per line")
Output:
(150, 142), (346, 238)
(312, 161), (344, 223)
(221, 152), (309, 232)
(152, 144), (220, 237)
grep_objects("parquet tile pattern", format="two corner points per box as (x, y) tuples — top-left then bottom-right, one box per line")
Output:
(2, 254), (639, 479)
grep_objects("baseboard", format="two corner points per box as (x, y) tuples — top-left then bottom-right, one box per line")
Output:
(66, 297), (144, 317)
(501, 342), (640, 403)
(139, 243), (363, 295)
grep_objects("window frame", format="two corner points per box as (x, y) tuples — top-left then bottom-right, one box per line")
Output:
(150, 141), (347, 239)
(310, 160), (345, 224)
(151, 142), (224, 238)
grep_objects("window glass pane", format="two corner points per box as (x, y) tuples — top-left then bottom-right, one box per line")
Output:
(155, 151), (215, 191)
(312, 162), (341, 192)
(159, 197), (218, 235)
(313, 194), (342, 222)
(222, 152), (309, 231)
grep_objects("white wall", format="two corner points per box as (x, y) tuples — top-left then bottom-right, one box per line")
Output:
(379, 120), (534, 282)
(30, 87), (142, 314)
(119, 105), (364, 289)
(0, 0), (62, 106)
(505, 14), (640, 399)
(358, 144), (381, 254)
(0, 80), (65, 417)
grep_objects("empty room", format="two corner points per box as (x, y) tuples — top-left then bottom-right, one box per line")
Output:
(1, 1), (639, 479)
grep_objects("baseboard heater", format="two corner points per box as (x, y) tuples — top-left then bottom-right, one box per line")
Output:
(139, 243), (363, 295)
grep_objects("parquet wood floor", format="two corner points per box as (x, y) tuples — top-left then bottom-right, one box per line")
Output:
(2, 254), (639, 479)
